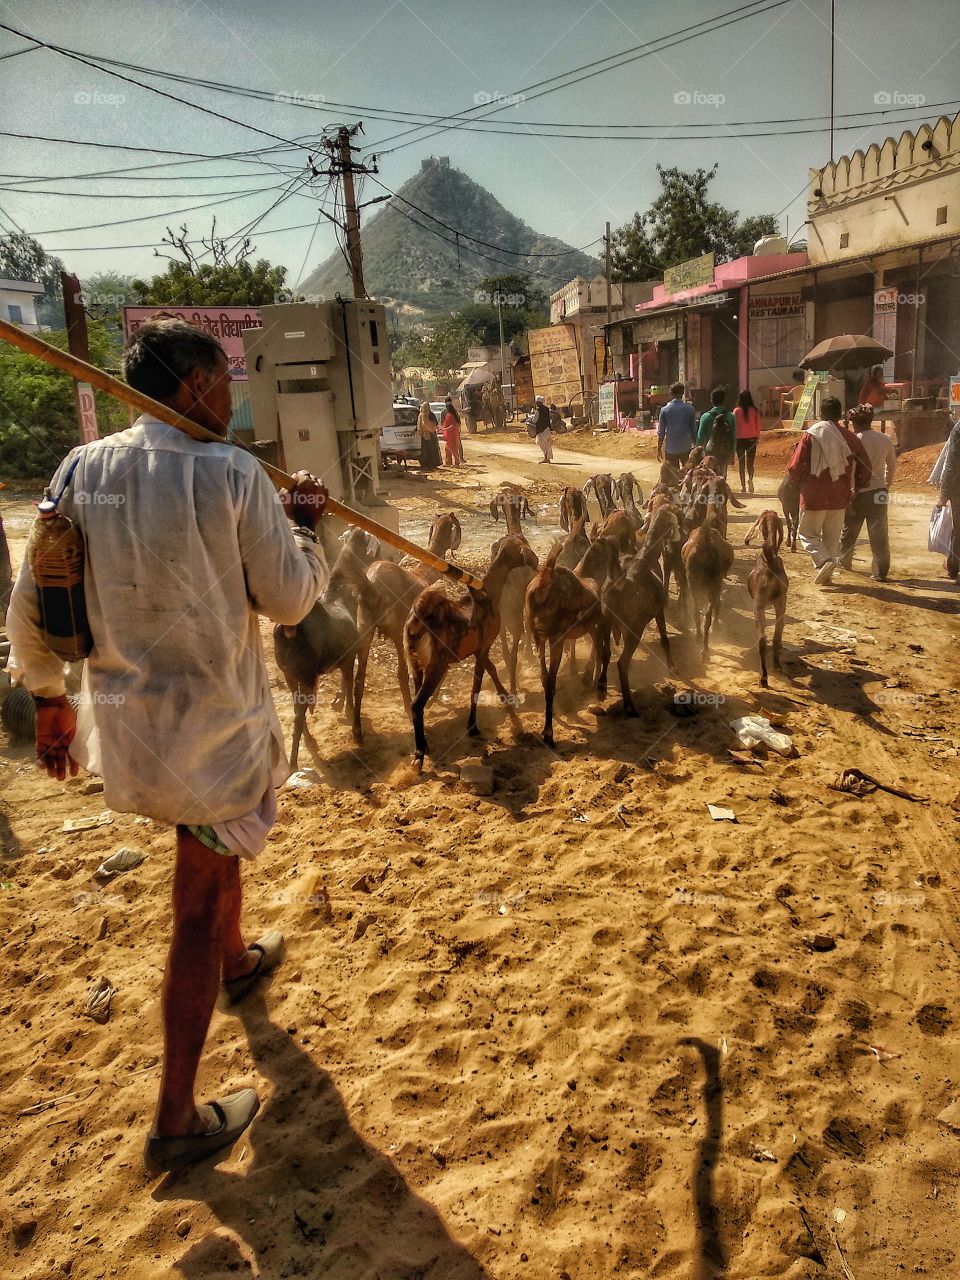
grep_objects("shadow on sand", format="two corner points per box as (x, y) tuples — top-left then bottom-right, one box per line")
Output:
(156, 989), (492, 1280)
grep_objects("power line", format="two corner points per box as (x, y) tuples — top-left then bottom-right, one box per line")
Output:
(15, 36), (957, 141)
(21, 182), (299, 237)
(0, 21), (310, 151)
(0, 129), (303, 161)
(19, 218), (326, 254)
(367, 0), (794, 153)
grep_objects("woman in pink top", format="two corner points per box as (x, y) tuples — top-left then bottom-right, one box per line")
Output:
(734, 389), (762, 494)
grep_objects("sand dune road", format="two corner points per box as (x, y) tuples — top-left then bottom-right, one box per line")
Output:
(1, 428), (959, 1280)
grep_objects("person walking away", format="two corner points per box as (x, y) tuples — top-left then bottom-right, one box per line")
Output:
(417, 400), (442, 470)
(533, 395), (553, 462)
(837, 404), (897, 580)
(6, 318), (329, 1171)
(657, 382), (697, 471)
(858, 365), (888, 411)
(787, 395), (870, 586)
(442, 398), (462, 467)
(935, 416), (960, 581)
(733, 389), (762, 494)
(697, 387), (737, 479)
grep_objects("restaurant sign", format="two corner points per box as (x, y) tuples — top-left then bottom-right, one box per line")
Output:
(663, 252), (715, 295)
(749, 293), (804, 320)
(122, 306), (263, 381)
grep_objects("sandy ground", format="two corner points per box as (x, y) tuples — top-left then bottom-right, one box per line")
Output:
(2, 430), (960, 1280)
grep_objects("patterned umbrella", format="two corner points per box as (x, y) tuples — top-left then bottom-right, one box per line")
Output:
(800, 334), (893, 372)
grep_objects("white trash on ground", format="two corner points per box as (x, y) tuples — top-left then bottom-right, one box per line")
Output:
(730, 715), (795, 757)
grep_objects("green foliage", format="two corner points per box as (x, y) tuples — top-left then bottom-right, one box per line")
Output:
(0, 322), (128, 478)
(0, 231), (66, 327)
(610, 166), (780, 281)
(131, 257), (287, 307)
(80, 272), (139, 327)
(389, 327), (426, 374)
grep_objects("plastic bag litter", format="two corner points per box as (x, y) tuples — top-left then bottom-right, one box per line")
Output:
(95, 847), (145, 881)
(284, 769), (322, 790)
(730, 715), (794, 757)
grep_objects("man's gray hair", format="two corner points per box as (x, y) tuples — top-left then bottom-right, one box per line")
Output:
(123, 317), (227, 401)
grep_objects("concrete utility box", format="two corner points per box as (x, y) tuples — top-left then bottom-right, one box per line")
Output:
(243, 300), (394, 507)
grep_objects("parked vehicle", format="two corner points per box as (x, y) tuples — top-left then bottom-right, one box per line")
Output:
(380, 403), (422, 467)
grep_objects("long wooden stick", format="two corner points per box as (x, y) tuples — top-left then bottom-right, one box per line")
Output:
(0, 317), (484, 590)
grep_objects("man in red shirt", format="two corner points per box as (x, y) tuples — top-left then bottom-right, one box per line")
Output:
(787, 396), (871, 585)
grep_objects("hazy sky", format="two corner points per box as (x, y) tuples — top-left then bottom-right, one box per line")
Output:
(0, 0), (956, 292)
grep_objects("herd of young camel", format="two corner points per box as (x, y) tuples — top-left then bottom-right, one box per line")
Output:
(273, 450), (790, 770)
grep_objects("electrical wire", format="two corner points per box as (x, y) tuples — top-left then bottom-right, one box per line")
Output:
(368, 175), (602, 259)
(0, 21), (308, 150)
(12, 32), (957, 142)
(23, 182), (298, 237)
(367, 0), (795, 153)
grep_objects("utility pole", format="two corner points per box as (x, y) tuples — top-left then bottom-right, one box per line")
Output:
(338, 126), (365, 298)
(316, 125), (380, 299)
(61, 271), (99, 442)
(829, 0), (836, 163)
(496, 290), (507, 401)
(604, 220), (612, 327)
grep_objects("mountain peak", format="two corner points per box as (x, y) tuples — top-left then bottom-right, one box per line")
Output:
(299, 162), (601, 317)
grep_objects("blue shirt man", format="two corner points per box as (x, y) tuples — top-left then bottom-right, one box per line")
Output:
(657, 384), (697, 464)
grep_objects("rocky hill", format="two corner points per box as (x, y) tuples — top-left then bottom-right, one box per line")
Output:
(299, 158), (601, 317)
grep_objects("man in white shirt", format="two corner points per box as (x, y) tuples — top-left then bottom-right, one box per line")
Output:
(837, 403), (897, 581)
(7, 319), (328, 1171)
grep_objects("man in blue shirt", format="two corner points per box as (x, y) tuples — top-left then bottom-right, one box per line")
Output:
(657, 383), (697, 470)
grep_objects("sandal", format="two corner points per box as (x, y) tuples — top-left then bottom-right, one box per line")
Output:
(222, 931), (285, 1005)
(143, 1088), (260, 1172)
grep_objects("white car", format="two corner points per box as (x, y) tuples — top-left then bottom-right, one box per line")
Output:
(380, 403), (422, 466)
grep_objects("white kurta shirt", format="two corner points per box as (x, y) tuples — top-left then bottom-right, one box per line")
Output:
(7, 417), (327, 826)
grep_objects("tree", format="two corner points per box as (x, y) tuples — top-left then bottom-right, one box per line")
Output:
(610, 165), (780, 280)
(131, 221), (287, 307)
(80, 271), (139, 326)
(0, 231), (66, 327)
(421, 315), (474, 383)
(389, 327), (426, 375)
(609, 213), (661, 283)
(475, 272), (547, 316)
(0, 321), (129, 477)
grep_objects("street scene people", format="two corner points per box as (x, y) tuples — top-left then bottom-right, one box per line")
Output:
(733, 388), (762, 494)
(532, 394), (553, 462)
(838, 403), (897, 580)
(442, 397), (462, 466)
(787, 395), (871, 585)
(697, 387), (737, 478)
(657, 382), (698, 470)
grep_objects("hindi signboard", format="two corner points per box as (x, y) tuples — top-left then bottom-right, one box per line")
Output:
(76, 382), (99, 443)
(527, 324), (582, 404)
(663, 252), (715, 295)
(791, 370), (827, 430)
(598, 381), (616, 424)
(122, 307), (263, 381)
(873, 288), (897, 380)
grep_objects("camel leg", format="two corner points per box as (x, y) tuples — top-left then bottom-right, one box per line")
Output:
(772, 604), (785, 672)
(410, 665), (444, 767)
(393, 638), (413, 715)
(617, 635), (639, 717)
(542, 640), (564, 748)
(467, 652), (486, 736)
(655, 610), (675, 673)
